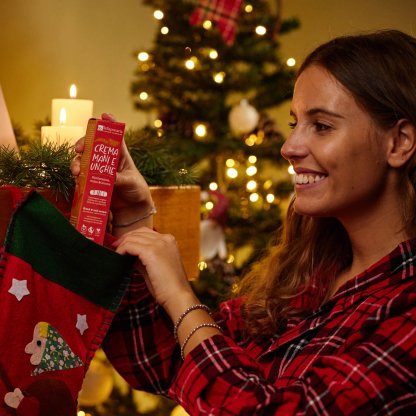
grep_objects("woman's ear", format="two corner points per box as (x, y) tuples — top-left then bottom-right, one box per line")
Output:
(387, 119), (416, 168)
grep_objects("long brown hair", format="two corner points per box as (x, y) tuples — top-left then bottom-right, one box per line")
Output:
(239, 30), (416, 339)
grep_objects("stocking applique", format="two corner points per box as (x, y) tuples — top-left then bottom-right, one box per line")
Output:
(0, 190), (135, 415)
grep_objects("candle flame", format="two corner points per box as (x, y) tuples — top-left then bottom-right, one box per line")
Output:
(59, 108), (67, 126)
(69, 84), (77, 98)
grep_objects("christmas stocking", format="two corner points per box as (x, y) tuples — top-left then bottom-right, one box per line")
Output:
(0, 190), (135, 415)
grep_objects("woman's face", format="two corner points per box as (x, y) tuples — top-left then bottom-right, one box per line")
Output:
(281, 64), (391, 221)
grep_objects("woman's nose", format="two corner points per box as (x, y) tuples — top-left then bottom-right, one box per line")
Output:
(280, 130), (308, 161)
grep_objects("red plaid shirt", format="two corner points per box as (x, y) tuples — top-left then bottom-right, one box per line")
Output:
(103, 239), (416, 415)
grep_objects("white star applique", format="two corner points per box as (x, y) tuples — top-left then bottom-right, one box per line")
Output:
(76, 314), (89, 335)
(8, 279), (30, 301)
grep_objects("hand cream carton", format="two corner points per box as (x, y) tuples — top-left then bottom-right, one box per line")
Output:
(70, 118), (125, 244)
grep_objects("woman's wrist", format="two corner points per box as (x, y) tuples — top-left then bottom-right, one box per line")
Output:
(111, 200), (155, 234)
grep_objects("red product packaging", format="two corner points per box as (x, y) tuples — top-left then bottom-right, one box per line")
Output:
(70, 118), (125, 244)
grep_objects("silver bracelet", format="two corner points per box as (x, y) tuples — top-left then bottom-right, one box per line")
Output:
(112, 206), (157, 228)
(173, 304), (211, 342)
(180, 323), (222, 360)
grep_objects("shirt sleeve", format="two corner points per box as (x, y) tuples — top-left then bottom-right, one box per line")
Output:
(103, 281), (247, 396)
(102, 272), (181, 395)
(170, 295), (416, 415)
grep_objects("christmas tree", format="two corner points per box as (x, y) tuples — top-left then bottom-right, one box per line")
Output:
(131, 0), (298, 305)
(79, 1), (299, 414)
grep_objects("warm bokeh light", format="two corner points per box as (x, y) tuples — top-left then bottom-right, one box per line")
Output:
(161, 26), (169, 35)
(203, 20), (212, 29)
(249, 192), (259, 202)
(248, 155), (257, 163)
(209, 182), (218, 191)
(266, 193), (275, 203)
(288, 165), (295, 175)
(139, 91), (148, 100)
(255, 25), (267, 35)
(209, 49), (218, 59)
(245, 4), (253, 12)
(153, 10), (164, 20)
(185, 57), (198, 70)
(194, 123), (207, 137)
(226, 158), (235, 167)
(227, 167), (238, 178)
(205, 201), (214, 210)
(246, 180), (257, 191)
(213, 72), (225, 83)
(286, 57), (296, 67)
(198, 261), (208, 270)
(154, 119), (162, 128)
(138, 52), (149, 61)
(245, 134), (257, 146)
(246, 165), (257, 176)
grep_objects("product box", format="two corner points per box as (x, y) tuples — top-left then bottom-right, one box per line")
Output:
(70, 118), (125, 244)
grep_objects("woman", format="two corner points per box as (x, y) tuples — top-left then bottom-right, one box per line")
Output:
(73, 30), (416, 414)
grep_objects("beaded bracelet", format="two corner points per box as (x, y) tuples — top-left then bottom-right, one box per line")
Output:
(180, 323), (223, 360)
(173, 304), (211, 342)
(112, 206), (157, 228)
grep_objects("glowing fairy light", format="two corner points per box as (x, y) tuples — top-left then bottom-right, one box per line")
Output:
(209, 49), (218, 59)
(203, 20), (212, 29)
(139, 91), (148, 100)
(248, 155), (257, 163)
(246, 165), (257, 176)
(198, 261), (208, 270)
(286, 57), (296, 67)
(154, 119), (162, 128)
(245, 4), (253, 12)
(213, 72), (225, 83)
(246, 180), (257, 191)
(161, 26), (169, 35)
(209, 182), (218, 191)
(227, 167), (238, 179)
(255, 25), (267, 36)
(249, 193), (259, 202)
(153, 10), (164, 20)
(205, 201), (214, 210)
(245, 134), (256, 146)
(226, 158), (235, 167)
(266, 193), (275, 203)
(138, 52), (149, 61)
(194, 123), (207, 138)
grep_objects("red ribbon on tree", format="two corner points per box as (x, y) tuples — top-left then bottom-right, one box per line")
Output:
(190, 0), (243, 45)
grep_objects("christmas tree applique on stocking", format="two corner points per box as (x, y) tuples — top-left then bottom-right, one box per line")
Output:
(0, 190), (135, 415)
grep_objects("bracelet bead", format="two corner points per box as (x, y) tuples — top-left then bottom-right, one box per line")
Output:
(180, 323), (223, 360)
(173, 304), (211, 342)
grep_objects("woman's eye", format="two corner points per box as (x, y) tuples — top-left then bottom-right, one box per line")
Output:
(314, 122), (330, 132)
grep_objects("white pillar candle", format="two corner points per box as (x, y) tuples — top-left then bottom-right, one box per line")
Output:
(41, 107), (84, 146)
(51, 84), (93, 132)
(41, 125), (84, 146)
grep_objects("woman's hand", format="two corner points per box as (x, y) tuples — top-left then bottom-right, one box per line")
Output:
(113, 228), (198, 319)
(70, 113), (154, 233)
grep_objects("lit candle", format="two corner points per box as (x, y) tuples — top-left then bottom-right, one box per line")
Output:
(41, 107), (84, 146)
(51, 84), (93, 132)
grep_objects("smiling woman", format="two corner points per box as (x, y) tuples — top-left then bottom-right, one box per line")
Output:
(72, 30), (416, 415)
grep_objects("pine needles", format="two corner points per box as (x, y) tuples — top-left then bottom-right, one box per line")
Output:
(0, 142), (76, 200)
(124, 128), (197, 186)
